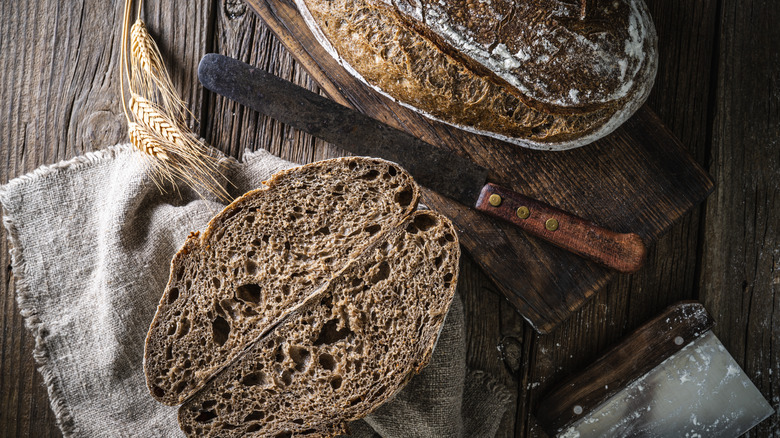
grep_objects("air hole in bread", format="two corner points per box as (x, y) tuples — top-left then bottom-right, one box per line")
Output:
(211, 278), (220, 289)
(222, 424), (238, 430)
(315, 226), (331, 236)
(319, 353), (337, 371)
(152, 385), (166, 398)
(348, 161), (358, 170)
(241, 371), (265, 386)
(370, 261), (391, 283)
(443, 272), (454, 283)
(202, 399), (217, 409)
(247, 424), (261, 433)
(395, 186), (414, 207)
(236, 283), (262, 305)
(275, 344), (286, 362)
(413, 214), (438, 231)
(289, 346), (311, 372)
(174, 380), (187, 394)
(364, 224), (381, 235)
(167, 287), (179, 304)
(280, 370), (293, 386)
(245, 215), (255, 224)
(314, 319), (353, 346)
(212, 316), (230, 346)
(244, 410), (265, 422)
(245, 260), (258, 275)
(194, 410), (217, 423)
(359, 169), (380, 180)
(330, 375), (343, 390)
(387, 165), (398, 177)
(165, 345), (173, 360)
(433, 255), (443, 268)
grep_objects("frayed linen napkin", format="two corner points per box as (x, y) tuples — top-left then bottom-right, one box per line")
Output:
(0, 145), (511, 438)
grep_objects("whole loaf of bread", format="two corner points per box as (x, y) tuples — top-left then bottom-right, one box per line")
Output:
(296, 0), (658, 150)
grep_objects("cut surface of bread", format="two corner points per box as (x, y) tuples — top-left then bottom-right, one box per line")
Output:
(177, 210), (459, 437)
(144, 156), (460, 437)
(144, 157), (420, 405)
(295, 0), (657, 150)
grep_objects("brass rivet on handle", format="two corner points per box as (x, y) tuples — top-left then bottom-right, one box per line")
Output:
(545, 218), (559, 231)
(488, 194), (502, 207)
(516, 206), (530, 219)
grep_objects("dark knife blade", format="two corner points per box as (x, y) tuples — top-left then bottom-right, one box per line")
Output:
(198, 53), (646, 273)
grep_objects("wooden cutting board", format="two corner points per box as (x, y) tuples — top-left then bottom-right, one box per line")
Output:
(241, 0), (714, 334)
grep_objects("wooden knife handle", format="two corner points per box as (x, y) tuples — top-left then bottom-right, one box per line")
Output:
(475, 183), (646, 273)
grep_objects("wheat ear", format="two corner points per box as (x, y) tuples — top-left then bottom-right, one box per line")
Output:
(120, 0), (231, 201)
(129, 94), (231, 200)
(130, 20), (189, 121)
(127, 122), (170, 161)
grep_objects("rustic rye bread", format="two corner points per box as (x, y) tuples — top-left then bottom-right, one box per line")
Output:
(144, 157), (420, 406)
(296, 0), (657, 150)
(177, 210), (459, 437)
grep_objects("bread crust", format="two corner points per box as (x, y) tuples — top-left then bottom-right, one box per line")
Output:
(296, 0), (657, 150)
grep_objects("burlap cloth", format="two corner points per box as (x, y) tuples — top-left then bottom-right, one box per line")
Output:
(0, 144), (511, 438)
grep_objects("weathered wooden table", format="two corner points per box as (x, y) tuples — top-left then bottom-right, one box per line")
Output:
(1, 0), (778, 436)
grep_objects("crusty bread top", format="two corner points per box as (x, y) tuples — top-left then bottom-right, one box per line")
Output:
(296, 0), (657, 150)
(388, 0), (653, 108)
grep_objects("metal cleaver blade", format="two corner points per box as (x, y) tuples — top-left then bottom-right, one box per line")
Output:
(537, 302), (774, 437)
(197, 53), (647, 273)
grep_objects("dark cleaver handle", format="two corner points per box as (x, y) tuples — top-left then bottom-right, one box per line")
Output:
(476, 184), (647, 273)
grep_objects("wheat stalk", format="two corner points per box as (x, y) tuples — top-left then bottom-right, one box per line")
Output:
(120, 0), (230, 201)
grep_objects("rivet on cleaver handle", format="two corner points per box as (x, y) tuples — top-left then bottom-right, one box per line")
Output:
(198, 53), (647, 273)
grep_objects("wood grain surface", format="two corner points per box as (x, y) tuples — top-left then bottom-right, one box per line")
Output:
(1, 0), (778, 437)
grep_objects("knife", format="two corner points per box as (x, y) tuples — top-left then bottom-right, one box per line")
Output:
(198, 53), (646, 273)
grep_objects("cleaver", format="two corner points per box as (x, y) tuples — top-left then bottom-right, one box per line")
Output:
(198, 53), (646, 273)
(536, 302), (774, 437)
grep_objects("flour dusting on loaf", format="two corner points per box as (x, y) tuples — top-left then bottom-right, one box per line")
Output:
(143, 157), (460, 437)
(296, 0), (658, 150)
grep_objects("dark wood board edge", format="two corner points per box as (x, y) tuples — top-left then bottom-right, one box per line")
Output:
(535, 301), (715, 435)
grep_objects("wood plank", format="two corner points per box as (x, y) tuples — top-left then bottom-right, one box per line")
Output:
(0, 0), (215, 436)
(700, 0), (780, 433)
